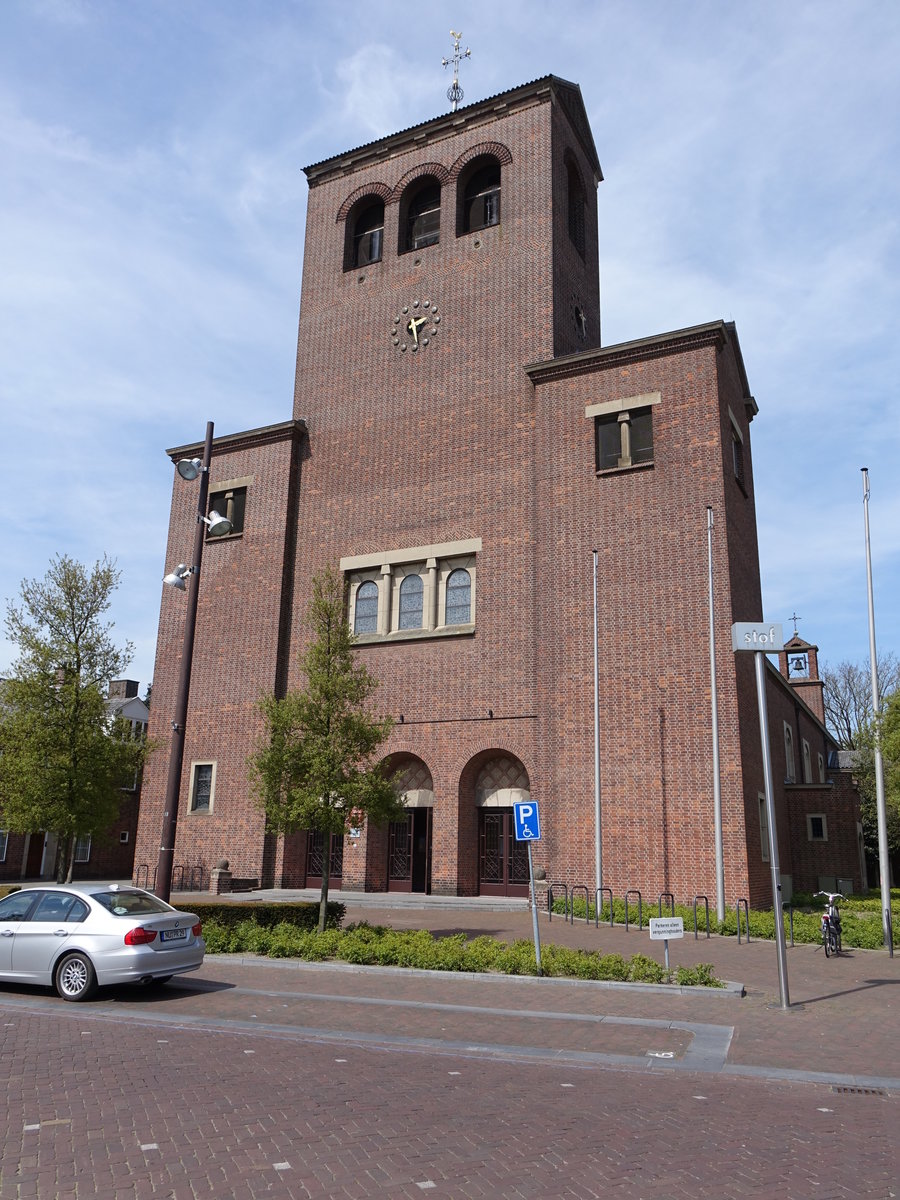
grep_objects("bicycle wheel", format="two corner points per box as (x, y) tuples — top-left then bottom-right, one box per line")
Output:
(828, 927), (838, 957)
(823, 927), (832, 957)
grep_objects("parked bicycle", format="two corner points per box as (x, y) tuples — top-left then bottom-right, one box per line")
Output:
(815, 891), (843, 957)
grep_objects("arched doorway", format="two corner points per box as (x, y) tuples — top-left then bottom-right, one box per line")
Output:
(475, 755), (530, 897)
(388, 758), (434, 893)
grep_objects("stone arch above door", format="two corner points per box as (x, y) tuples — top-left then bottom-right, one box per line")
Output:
(474, 754), (530, 808)
(392, 756), (435, 808)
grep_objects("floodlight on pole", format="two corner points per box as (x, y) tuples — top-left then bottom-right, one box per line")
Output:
(156, 422), (215, 903)
(162, 564), (193, 591)
(176, 457), (203, 481)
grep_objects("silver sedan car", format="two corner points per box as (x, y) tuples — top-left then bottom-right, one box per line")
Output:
(0, 883), (205, 1001)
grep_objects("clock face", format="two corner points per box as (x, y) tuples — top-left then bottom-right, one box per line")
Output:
(392, 299), (440, 352)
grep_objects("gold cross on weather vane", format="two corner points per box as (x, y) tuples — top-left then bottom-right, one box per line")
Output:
(442, 30), (471, 112)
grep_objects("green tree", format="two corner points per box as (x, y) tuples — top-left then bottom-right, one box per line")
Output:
(0, 555), (144, 882)
(249, 567), (403, 931)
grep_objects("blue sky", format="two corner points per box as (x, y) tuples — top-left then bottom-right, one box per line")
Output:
(2, 0), (898, 693)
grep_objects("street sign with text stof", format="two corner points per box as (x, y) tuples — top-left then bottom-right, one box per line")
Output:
(731, 622), (784, 652)
(513, 801), (541, 841)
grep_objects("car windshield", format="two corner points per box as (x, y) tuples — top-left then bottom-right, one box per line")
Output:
(92, 890), (174, 917)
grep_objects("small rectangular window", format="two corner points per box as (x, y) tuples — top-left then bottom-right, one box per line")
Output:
(207, 487), (246, 537)
(119, 831), (130, 845)
(74, 835), (92, 863)
(0, 829), (7, 863)
(807, 814), (828, 841)
(595, 407), (653, 471)
(190, 763), (214, 812)
(802, 739), (813, 784)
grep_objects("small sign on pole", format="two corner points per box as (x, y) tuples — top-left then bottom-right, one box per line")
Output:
(649, 916), (684, 971)
(513, 801), (543, 976)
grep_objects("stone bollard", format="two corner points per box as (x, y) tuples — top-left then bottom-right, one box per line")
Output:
(210, 859), (232, 895)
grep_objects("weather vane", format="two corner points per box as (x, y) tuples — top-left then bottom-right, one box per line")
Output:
(442, 30), (471, 112)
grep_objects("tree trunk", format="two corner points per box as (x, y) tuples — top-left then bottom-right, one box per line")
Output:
(65, 837), (76, 884)
(319, 868), (329, 934)
(55, 836), (70, 883)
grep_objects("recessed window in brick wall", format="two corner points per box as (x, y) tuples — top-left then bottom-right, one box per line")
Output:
(0, 829), (7, 862)
(784, 723), (796, 784)
(802, 738), (813, 784)
(74, 834), (92, 863)
(343, 540), (479, 642)
(189, 762), (216, 813)
(807, 813), (828, 841)
(566, 156), (586, 258)
(400, 178), (441, 253)
(817, 752), (826, 783)
(351, 199), (384, 268)
(586, 393), (659, 474)
(207, 485), (247, 538)
(461, 160), (501, 233)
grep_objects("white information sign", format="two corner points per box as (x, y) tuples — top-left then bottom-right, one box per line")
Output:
(649, 917), (684, 940)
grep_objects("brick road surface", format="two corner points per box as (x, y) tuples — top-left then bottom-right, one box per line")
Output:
(1, 894), (898, 1198)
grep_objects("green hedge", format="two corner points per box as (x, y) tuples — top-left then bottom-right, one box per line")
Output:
(202, 919), (725, 986)
(184, 900), (345, 930)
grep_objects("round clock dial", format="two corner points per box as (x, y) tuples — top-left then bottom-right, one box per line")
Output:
(392, 299), (440, 352)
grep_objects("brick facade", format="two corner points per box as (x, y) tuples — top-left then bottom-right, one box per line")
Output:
(134, 76), (861, 905)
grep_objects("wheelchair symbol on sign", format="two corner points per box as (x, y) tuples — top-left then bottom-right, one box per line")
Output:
(513, 801), (541, 842)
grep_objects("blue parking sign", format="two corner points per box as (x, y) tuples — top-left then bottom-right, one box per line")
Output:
(513, 801), (541, 841)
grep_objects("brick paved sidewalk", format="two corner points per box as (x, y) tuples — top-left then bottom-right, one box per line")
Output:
(174, 888), (900, 1086)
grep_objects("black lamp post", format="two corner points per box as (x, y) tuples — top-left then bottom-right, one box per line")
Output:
(156, 421), (230, 902)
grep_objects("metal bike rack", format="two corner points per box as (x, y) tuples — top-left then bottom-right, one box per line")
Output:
(547, 883), (568, 923)
(692, 895), (710, 939)
(624, 889), (643, 932)
(736, 898), (750, 944)
(133, 863), (150, 889)
(570, 884), (589, 924)
(595, 887), (614, 928)
(172, 864), (185, 891)
(658, 892), (675, 918)
(188, 865), (206, 891)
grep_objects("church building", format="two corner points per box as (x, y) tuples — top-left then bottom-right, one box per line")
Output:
(133, 77), (863, 907)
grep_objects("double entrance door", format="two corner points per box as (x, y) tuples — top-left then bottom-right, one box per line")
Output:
(388, 809), (432, 893)
(479, 808), (529, 897)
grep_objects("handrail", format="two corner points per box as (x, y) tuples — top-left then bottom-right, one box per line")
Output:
(736, 898), (750, 944)
(547, 883), (568, 923)
(570, 884), (589, 924)
(692, 895), (710, 939)
(624, 889), (643, 932)
(595, 887), (614, 928)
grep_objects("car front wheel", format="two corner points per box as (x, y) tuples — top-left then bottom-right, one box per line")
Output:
(55, 952), (98, 1002)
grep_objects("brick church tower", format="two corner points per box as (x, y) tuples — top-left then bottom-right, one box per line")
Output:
(135, 76), (861, 906)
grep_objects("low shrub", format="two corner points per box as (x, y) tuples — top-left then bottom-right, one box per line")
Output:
(200, 919), (724, 986)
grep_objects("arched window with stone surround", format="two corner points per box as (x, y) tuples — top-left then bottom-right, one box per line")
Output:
(398, 574), (424, 630)
(445, 568), (471, 624)
(353, 580), (378, 634)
